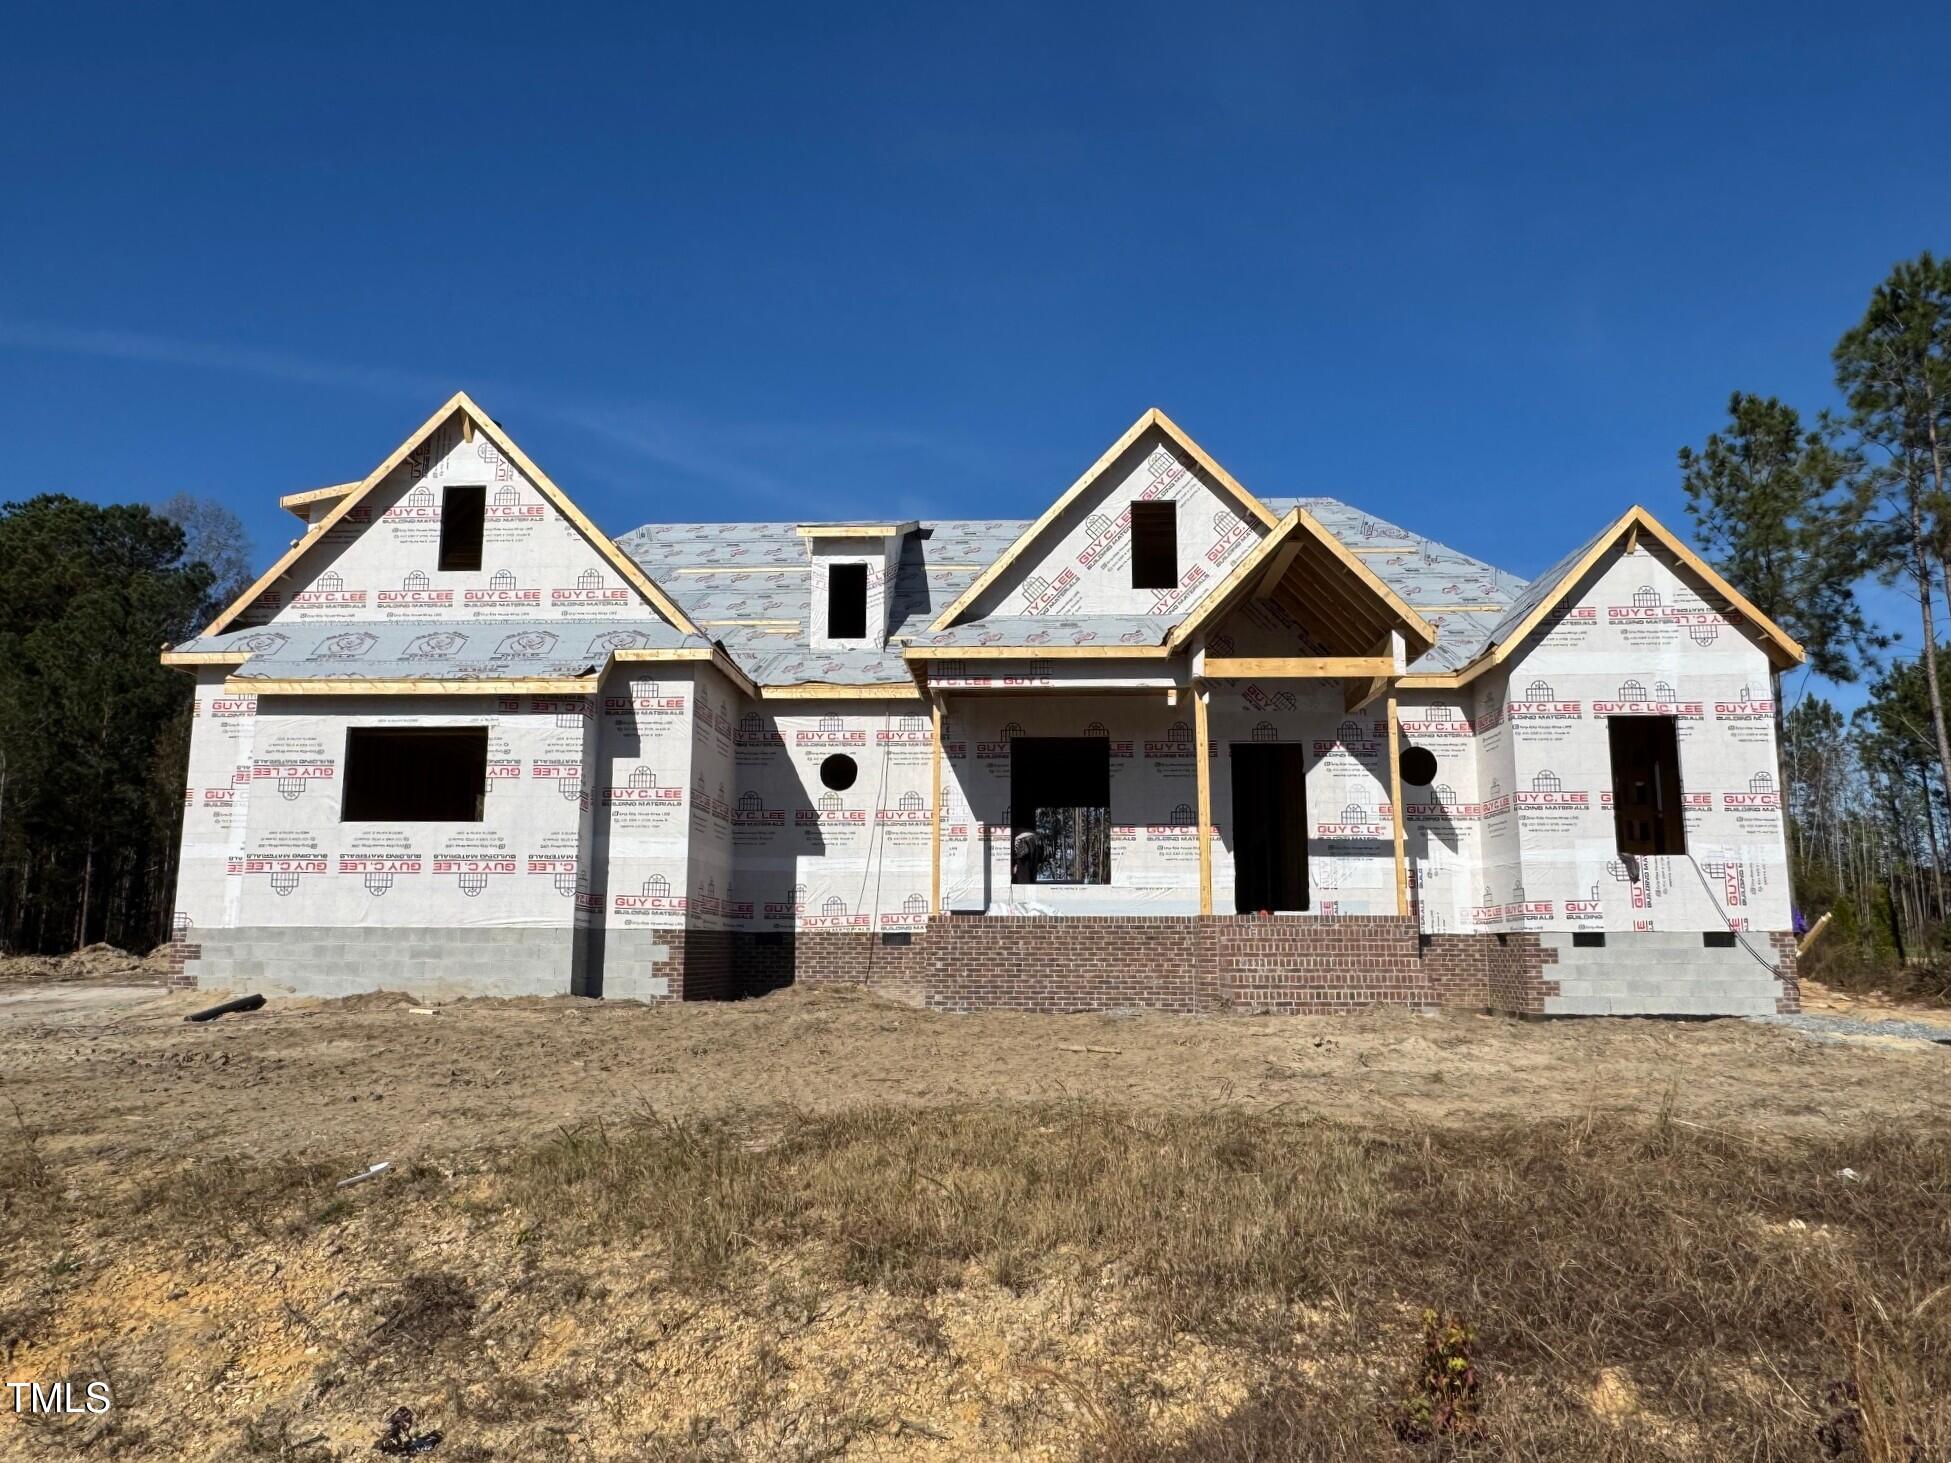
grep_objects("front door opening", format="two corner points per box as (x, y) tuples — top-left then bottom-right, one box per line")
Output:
(1231, 742), (1308, 912)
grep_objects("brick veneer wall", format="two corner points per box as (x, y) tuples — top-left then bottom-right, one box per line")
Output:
(922, 916), (1220, 1014)
(1420, 934), (1492, 1007)
(640, 917), (1588, 1014)
(674, 929), (736, 1002)
(1486, 933), (1558, 1015)
(1768, 932), (1801, 1014)
(717, 916), (1471, 1016)
(631, 928), (732, 1002)
(1211, 915), (1429, 1013)
(166, 932), (201, 990)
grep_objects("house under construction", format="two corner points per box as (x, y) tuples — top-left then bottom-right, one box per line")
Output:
(163, 394), (1804, 1016)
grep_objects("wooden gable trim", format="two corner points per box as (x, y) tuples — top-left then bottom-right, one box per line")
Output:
(612, 645), (758, 699)
(160, 650), (249, 667)
(1626, 505), (1804, 667)
(1165, 510), (1302, 649)
(203, 392), (701, 638)
(928, 407), (1280, 632)
(760, 682), (926, 701)
(459, 396), (701, 636)
(229, 676), (598, 696)
(904, 643), (1175, 661)
(1170, 505), (1436, 662)
(1395, 505), (1805, 690)
(278, 482), (360, 520)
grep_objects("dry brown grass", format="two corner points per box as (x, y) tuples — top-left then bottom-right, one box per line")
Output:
(6, 1102), (1950, 1459)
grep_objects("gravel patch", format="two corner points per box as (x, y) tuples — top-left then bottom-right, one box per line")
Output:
(1751, 1013), (1951, 1045)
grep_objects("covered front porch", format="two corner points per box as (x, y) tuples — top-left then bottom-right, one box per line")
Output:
(908, 504), (1441, 925)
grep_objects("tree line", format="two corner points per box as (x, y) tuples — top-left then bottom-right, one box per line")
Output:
(1682, 252), (1951, 988)
(0, 494), (249, 955)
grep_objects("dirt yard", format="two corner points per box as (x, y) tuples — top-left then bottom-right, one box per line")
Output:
(2, 971), (1949, 1460)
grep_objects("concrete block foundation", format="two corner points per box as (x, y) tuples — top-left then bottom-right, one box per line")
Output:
(166, 917), (1799, 1017)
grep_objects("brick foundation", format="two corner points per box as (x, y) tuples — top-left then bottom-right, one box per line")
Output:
(692, 916), (1566, 1016)
(1768, 932), (1801, 1014)
(166, 935), (201, 990)
(1212, 915), (1428, 1013)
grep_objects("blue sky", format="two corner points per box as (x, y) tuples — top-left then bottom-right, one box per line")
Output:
(1, 3), (1942, 707)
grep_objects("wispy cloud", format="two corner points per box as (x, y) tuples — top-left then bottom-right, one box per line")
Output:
(0, 317), (987, 517)
(547, 404), (814, 512)
(0, 318), (457, 399)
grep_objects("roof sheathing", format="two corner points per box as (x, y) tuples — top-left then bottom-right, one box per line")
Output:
(617, 498), (1518, 682)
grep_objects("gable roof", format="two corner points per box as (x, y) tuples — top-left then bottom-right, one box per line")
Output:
(1400, 505), (1805, 684)
(203, 392), (702, 638)
(620, 505), (1511, 683)
(1163, 506), (1438, 660)
(928, 408), (1281, 632)
(188, 400), (1792, 694)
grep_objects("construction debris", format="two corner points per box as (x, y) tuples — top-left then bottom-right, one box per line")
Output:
(184, 993), (266, 1023)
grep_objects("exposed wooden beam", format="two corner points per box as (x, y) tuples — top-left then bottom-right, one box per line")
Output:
(229, 677), (595, 696)
(930, 695), (945, 917)
(1194, 683), (1213, 917)
(160, 650), (249, 667)
(1164, 509), (1302, 650)
(1251, 539), (1303, 600)
(759, 681), (925, 700)
(1271, 578), (1353, 649)
(1387, 695), (1409, 918)
(795, 522), (917, 539)
(1344, 635), (1398, 712)
(1279, 545), (1371, 648)
(904, 643), (1173, 661)
(1204, 656), (1395, 679)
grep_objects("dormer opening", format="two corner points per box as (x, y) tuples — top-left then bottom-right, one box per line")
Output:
(1130, 500), (1177, 589)
(828, 563), (869, 639)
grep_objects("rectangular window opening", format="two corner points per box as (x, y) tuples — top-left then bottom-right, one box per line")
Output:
(1130, 501), (1178, 590)
(438, 485), (486, 571)
(1703, 931), (1736, 949)
(828, 562), (869, 639)
(341, 728), (489, 822)
(1009, 736), (1111, 884)
(1572, 931), (1607, 948)
(1608, 715), (1687, 856)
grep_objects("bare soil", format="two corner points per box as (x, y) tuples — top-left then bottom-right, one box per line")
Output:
(1, 976), (1947, 1460)
(1, 978), (1944, 1168)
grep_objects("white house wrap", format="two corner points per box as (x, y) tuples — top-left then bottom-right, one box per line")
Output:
(164, 395), (1804, 1015)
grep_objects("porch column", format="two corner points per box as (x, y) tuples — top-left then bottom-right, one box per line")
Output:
(930, 692), (944, 916)
(1386, 693), (1408, 917)
(1194, 680), (1213, 916)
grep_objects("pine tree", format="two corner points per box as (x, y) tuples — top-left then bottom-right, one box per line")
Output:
(1833, 253), (1951, 829)
(1679, 392), (1880, 894)
(0, 495), (215, 951)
